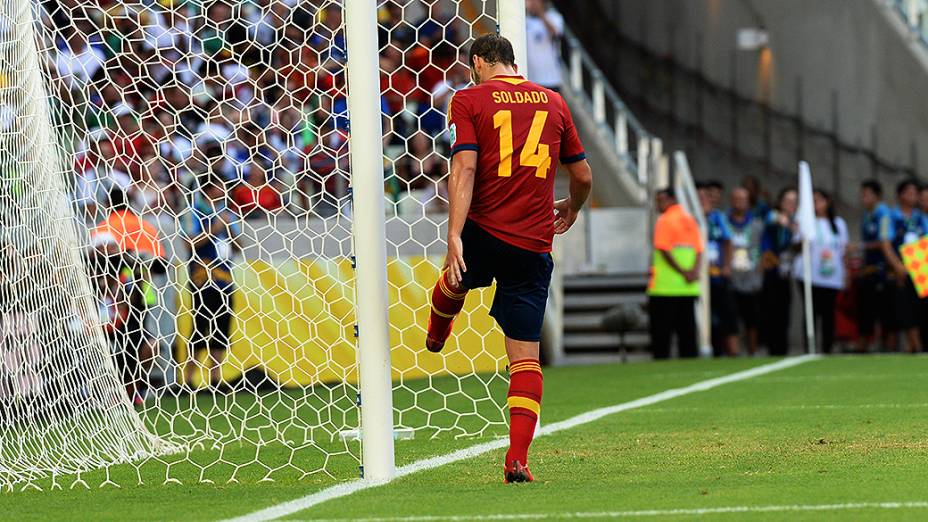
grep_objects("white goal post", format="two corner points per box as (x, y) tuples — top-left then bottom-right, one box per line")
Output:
(344, 0), (395, 482)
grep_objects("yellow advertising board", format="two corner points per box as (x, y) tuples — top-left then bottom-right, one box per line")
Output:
(176, 256), (507, 386)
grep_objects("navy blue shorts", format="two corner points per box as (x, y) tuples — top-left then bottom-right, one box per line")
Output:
(459, 220), (554, 342)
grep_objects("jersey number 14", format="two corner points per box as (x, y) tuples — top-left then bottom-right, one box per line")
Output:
(492, 109), (552, 179)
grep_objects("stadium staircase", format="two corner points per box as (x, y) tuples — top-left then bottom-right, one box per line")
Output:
(547, 26), (658, 363)
(561, 274), (650, 360)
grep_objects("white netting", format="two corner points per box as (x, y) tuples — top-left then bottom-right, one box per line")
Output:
(0, 0), (506, 491)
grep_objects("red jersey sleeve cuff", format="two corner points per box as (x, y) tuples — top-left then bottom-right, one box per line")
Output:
(451, 143), (479, 156)
(560, 152), (586, 164)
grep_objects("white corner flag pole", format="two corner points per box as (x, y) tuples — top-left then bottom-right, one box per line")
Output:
(798, 162), (817, 355)
(345, 0), (396, 482)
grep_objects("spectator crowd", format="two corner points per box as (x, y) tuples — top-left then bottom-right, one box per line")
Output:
(36, 0), (481, 398)
(650, 176), (928, 357)
(43, 0), (471, 223)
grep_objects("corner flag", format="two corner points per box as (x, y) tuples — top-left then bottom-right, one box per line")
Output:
(797, 162), (816, 239)
(798, 161), (816, 354)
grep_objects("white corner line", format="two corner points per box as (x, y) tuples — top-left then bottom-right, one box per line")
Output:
(220, 355), (820, 522)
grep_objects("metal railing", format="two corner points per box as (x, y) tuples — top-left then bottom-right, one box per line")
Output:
(673, 151), (712, 358)
(893, 0), (928, 44)
(560, 26), (652, 189)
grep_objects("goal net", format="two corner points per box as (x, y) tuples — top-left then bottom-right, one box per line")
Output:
(0, 0), (507, 491)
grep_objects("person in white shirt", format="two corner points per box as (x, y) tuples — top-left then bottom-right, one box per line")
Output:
(793, 189), (848, 354)
(524, 0), (564, 91)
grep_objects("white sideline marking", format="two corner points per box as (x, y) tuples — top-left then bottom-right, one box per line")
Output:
(299, 501), (928, 521)
(628, 402), (928, 414)
(221, 355), (819, 522)
(778, 402), (928, 410)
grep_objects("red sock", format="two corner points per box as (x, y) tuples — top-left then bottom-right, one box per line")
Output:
(505, 359), (543, 467)
(426, 270), (467, 348)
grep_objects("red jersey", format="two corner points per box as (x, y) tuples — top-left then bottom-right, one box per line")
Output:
(448, 74), (585, 253)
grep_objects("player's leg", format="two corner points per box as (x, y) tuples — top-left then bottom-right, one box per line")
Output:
(425, 269), (468, 352)
(503, 337), (541, 484)
(426, 221), (492, 352)
(491, 248), (553, 483)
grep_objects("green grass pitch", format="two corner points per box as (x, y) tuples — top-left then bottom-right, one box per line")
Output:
(1, 355), (927, 521)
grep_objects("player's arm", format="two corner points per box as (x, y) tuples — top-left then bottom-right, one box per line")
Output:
(444, 91), (478, 287)
(446, 150), (476, 287)
(553, 159), (592, 234)
(554, 96), (592, 234)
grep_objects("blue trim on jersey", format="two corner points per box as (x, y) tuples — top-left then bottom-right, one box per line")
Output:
(560, 152), (586, 164)
(451, 143), (479, 156)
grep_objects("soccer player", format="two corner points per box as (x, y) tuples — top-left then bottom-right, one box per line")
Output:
(424, 34), (592, 484)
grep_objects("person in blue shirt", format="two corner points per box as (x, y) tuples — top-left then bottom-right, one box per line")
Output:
(728, 187), (765, 355)
(698, 182), (738, 356)
(889, 179), (927, 353)
(857, 179), (896, 353)
(760, 187), (798, 356)
(184, 176), (241, 389)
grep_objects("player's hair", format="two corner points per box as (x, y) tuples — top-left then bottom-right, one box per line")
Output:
(707, 179), (724, 190)
(468, 33), (516, 68)
(896, 177), (920, 196)
(861, 179), (882, 197)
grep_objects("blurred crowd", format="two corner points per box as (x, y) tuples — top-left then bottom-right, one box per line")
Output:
(35, 0), (479, 398)
(41, 0), (471, 222)
(650, 176), (928, 358)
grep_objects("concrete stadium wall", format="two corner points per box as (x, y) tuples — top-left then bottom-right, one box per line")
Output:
(597, 0), (928, 175)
